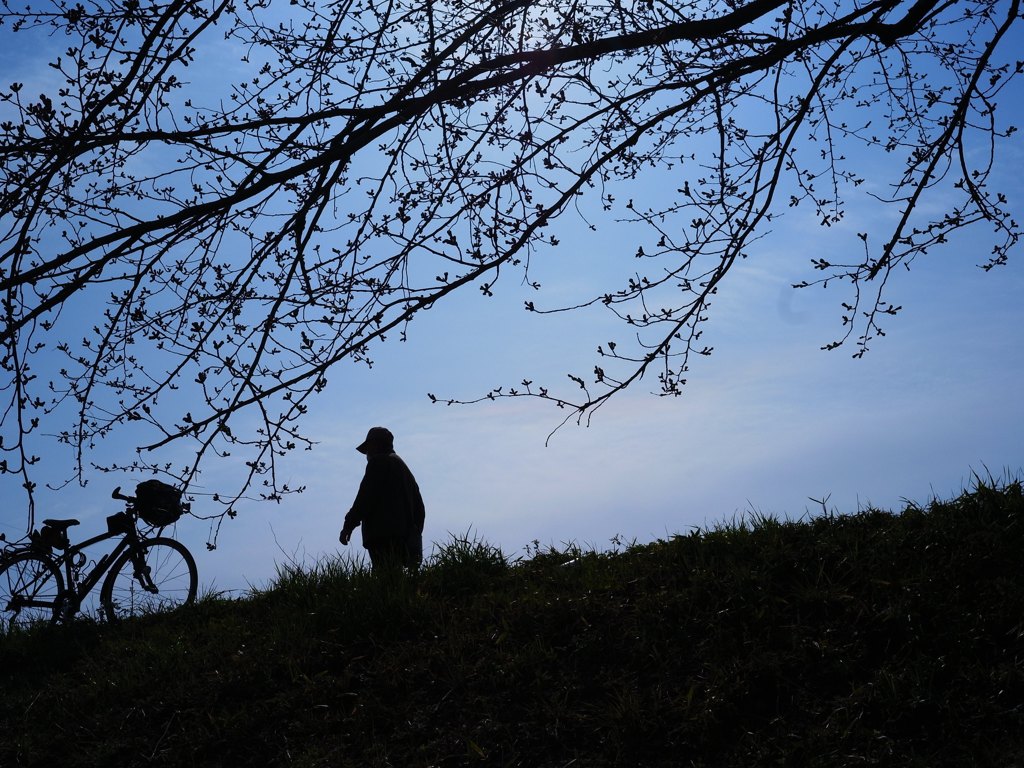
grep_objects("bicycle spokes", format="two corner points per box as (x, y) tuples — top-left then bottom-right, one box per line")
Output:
(0, 552), (64, 632)
(101, 538), (197, 621)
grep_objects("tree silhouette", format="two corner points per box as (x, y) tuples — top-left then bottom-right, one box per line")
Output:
(1, 0), (1020, 528)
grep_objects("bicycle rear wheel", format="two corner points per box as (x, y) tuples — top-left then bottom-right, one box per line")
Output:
(100, 537), (197, 622)
(0, 551), (65, 633)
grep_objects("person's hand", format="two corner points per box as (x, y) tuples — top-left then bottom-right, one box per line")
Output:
(339, 528), (351, 545)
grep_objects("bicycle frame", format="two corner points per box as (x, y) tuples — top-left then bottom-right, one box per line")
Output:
(53, 525), (142, 616)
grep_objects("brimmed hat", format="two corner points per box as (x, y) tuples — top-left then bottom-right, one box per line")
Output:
(356, 426), (394, 454)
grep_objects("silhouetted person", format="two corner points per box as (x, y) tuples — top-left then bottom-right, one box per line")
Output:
(339, 426), (425, 570)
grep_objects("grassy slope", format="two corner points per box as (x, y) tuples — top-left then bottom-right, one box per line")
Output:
(2, 480), (1023, 767)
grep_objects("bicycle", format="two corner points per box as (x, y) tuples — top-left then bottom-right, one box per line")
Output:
(0, 483), (198, 633)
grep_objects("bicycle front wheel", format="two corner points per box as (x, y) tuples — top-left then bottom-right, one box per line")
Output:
(100, 537), (197, 622)
(0, 551), (65, 633)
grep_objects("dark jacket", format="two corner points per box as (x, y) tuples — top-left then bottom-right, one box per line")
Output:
(343, 452), (425, 547)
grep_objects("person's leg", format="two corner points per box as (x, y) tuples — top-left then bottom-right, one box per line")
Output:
(404, 529), (423, 570)
(367, 538), (404, 571)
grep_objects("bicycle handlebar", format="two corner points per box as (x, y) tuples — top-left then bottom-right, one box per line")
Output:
(112, 483), (192, 517)
(111, 486), (135, 503)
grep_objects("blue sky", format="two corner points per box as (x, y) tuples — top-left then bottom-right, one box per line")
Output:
(1, 3), (1022, 598)
(179, 211), (1022, 594)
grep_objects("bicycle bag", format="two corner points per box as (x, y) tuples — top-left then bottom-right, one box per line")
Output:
(107, 511), (133, 535)
(34, 523), (69, 552)
(134, 479), (185, 526)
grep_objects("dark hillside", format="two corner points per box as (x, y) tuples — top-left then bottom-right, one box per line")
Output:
(2, 480), (1023, 767)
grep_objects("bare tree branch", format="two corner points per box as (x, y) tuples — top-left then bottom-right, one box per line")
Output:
(1, 0), (1019, 537)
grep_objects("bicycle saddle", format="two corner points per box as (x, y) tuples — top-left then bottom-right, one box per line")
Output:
(42, 518), (80, 529)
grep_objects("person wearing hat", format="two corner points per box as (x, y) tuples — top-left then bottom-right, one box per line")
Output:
(339, 427), (426, 570)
